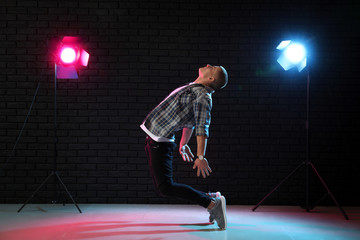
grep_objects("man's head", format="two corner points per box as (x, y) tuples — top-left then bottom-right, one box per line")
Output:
(197, 64), (228, 91)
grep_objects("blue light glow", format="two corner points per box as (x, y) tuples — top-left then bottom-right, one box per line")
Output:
(277, 40), (307, 72)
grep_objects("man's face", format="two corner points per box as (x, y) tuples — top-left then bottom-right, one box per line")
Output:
(199, 64), (218, 78)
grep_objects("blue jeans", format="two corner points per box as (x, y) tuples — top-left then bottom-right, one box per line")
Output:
(144, 136), (212, 208)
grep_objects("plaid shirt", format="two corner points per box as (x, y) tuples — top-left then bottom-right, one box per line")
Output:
(141, 83), (214, 142)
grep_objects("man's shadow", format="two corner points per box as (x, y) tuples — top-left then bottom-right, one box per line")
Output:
(0, 221), (223, 239)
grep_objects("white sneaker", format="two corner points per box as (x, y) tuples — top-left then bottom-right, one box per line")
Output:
(206, 192), (221, 223)
(208, 196), (227, 230)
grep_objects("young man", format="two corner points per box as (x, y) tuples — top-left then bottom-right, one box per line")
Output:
(140, 64), (228, 229)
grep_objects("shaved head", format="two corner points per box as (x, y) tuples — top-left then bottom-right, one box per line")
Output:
(215, 66), (228, 90)
(196, 64), (228, 91)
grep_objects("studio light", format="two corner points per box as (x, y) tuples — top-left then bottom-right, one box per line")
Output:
(55, 36), (89, 79)
(253, 39), (349, 220)
(17, 36), (90, 214)
(276, 40), (307, 72)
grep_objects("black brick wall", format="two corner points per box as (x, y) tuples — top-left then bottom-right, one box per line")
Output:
(1, 0), (359, 206)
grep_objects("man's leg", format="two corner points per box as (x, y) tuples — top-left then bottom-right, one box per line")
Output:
(145, 136), (212, 208)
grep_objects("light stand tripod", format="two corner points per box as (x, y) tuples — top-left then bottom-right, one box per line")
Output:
(252, 70), (348, 220)
(18, 64), (82, 213)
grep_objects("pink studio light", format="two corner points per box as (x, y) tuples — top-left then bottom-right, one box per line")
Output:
(56, 36), (90, 79)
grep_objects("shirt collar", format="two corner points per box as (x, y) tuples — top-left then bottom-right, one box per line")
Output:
(203, 85), (215, 94)
(189, 82), (215, 94)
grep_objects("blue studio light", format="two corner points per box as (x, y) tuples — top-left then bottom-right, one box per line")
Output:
(277, 40), (307, 72)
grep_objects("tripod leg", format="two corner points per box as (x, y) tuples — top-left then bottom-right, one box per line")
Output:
(309, 162), (349, 220)
(18, 172), (55, 213)
(252, 162), (305, 211)
(54, 172), (82, 213)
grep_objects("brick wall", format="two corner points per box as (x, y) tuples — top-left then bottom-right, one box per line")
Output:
(1, 0), (359, 206)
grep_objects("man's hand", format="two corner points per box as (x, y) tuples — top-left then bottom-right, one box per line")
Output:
(193, 158), (212, 178)
(179, 144), (194, 162)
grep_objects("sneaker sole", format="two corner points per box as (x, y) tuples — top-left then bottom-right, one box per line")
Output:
(220, 196), (227, 230)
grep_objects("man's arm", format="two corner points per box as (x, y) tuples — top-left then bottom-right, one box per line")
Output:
(196, 135), (207, 157)
(179, 128), (195, 162)
(193, 135), (212, 178)
(180, 127), (193, 147)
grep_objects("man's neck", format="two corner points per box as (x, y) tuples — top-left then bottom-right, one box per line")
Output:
(193, 78), (215, 93)
(194, 77), (209, 87)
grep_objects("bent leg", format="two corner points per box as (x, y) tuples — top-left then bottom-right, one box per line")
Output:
(145, 136), (212, 208)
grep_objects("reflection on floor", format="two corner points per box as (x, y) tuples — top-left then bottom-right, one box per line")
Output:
(0, 204), (359, 240)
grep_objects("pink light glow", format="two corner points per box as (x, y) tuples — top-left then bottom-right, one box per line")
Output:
(60, 47), (77, 64)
